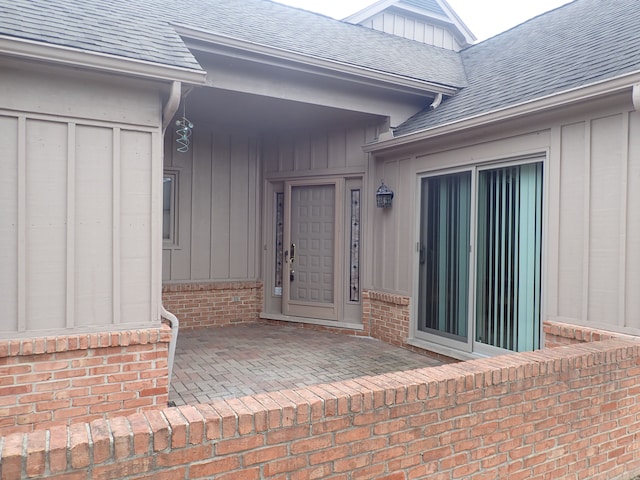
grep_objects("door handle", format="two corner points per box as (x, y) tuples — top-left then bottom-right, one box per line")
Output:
(290, 243), (296, 264)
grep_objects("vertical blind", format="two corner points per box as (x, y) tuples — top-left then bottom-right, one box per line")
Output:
(418, 172), (471, 339)
(475, 162), (543, 351)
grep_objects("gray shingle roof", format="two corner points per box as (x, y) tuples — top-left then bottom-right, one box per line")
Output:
(0, 0), (467, 88)
(0, 0), (201, 70)
(395, 0), (640, 135)
(172, 0), (466, 87)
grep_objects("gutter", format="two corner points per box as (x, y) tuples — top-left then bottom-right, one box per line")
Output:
(160, 81), (182, 393)
(0, 35), (207, 85)
(364, 69), (640, 154)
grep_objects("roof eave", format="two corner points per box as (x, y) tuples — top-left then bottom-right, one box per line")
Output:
(175, 25), (459, 97)
(0, 35), (207, 85)
(364, 70), (640, 154)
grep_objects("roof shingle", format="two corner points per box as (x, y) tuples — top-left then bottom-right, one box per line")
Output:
(395, 0), (640, 135)
(0, 0), (467, 87)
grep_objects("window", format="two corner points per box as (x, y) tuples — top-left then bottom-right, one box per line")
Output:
(349, 189), (361, 302)
(163, 171), (178, 245)
(417, 160), (543, 354)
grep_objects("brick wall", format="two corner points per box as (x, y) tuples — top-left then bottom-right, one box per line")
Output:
(363, 290), (410, 348)
(0, 326), (170, 438)
(162, 281), (263, 330)
(543, 320), (625, 347)
(5, 337), (640, 480)
(363, 290), (452, 362)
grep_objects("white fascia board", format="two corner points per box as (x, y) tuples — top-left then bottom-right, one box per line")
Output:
(0, 35), (207, 85)
(436, 0), (477, 43)
(364, 70), (640, 153)
(175, 25), (458, 97)
(344, 0), (476, 45)
(343, 0), (396, 23)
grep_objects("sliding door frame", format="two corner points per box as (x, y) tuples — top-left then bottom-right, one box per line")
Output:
(413, 154), (547, 356)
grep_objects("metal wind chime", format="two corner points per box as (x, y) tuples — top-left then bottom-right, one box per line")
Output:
(175, 103), (194, 153)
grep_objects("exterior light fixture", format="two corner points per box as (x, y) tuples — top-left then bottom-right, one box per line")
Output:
(376, 181), (394, 208)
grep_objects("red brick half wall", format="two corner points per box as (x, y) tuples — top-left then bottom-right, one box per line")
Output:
(543, 319), (633, 347)
(0, 325), (170, 437)
(363, 290), (410, 347)
(162, 281), (263, 330)
(4, 337), (640, 479)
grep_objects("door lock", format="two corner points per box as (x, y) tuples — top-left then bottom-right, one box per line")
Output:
(289, 243), (296, 264)
(285, 243), (296, 282)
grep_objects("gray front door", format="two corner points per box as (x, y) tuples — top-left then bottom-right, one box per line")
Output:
(283, 180), (342, 320)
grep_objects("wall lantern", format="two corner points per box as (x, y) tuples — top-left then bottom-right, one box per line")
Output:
(376, 181), (394, 208)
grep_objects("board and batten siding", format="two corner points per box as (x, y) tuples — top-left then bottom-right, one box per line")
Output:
(370, 102), (640, 335)
(554, 110), (640, 332)
(163, 125), (260, 282)
(0, 62), (163, 337)
(363, 12), (462, 51)
(262, 127), (376, 175)
(163, 123), (379, 285)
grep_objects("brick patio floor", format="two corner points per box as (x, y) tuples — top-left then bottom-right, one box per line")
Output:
(169, 323), (445, 405)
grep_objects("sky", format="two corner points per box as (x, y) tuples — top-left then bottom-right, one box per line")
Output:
(273, 0), (573, 41)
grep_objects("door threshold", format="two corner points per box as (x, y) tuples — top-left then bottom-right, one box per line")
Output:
(259, 313), (364, 331)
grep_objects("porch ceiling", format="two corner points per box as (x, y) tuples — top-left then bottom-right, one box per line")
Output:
(184, 85), (387, 134)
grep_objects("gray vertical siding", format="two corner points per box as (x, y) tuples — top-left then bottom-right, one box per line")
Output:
(163, 121), (379, 299)
(0, 63), (162, 337)
(370, 97), (640, 335)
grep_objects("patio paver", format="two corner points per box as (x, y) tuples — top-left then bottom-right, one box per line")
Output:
(169, 323), (444, 405)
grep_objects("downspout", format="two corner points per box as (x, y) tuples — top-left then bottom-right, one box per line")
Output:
(633, 84), (640, 111)
(161, 81), (181, 389)
(161, 306), (179, 386)
(429, 92), (443, 110)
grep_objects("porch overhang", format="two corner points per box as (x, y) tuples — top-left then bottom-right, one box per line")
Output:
(174, 25), (457, 129)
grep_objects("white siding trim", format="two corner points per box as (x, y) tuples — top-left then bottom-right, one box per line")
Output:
(112, 128), (122, 324)
(619, 113), (630, 327)
(581, 122), (591, 322)
(151, 130), (161, 322)
(66, 123), (76, 328)
(17, 116), (26, 332)
(208, 132), (217, 278)
(547, 127), (562, 318)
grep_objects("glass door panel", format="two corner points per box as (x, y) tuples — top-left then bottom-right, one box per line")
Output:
(475, 162), (543, 351)
(418, 171), (471, 341)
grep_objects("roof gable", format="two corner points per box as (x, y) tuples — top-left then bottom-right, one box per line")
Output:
(344, 0), (475, 49)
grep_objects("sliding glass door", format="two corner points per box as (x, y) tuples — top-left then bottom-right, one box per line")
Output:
(417, 160), (543, 353)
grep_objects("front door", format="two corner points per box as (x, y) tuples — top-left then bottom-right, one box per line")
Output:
(283, 180), (343, 321)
